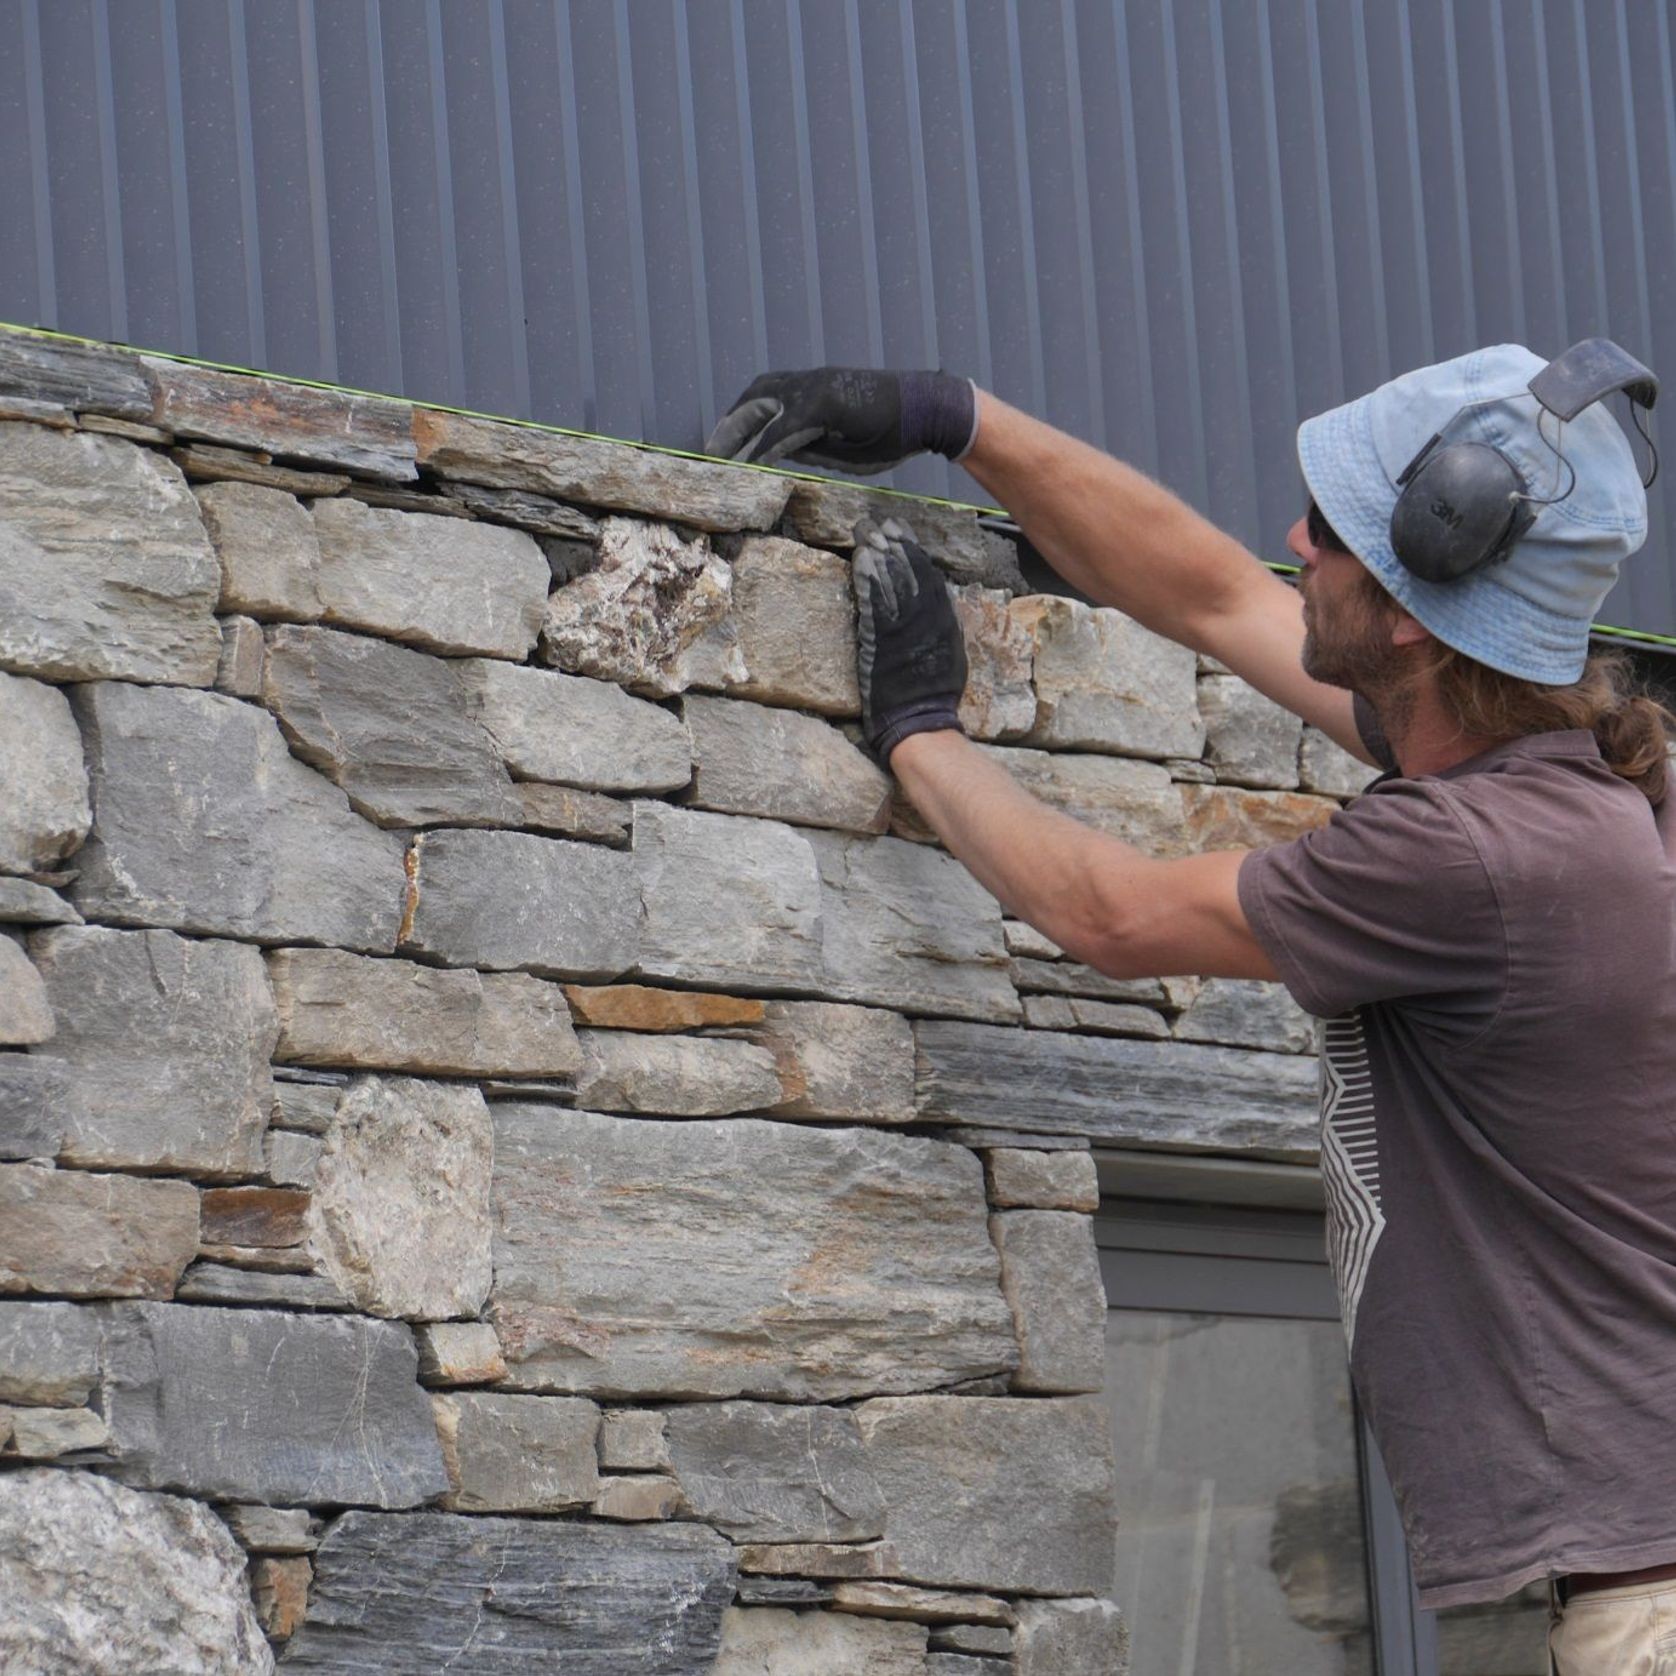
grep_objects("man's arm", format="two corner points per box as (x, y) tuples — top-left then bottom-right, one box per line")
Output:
(891, 730), (1279, 982)
(962, 392), (1374, 763)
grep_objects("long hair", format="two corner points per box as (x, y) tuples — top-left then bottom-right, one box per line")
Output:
(1428, 644), (1674, 806)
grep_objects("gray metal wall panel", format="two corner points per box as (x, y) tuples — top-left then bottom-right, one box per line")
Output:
(2, 0), (1672, 638)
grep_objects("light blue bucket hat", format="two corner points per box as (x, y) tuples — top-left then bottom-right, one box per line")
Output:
(1298, 343), (1649, 683)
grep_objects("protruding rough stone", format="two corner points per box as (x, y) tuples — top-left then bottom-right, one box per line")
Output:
(194, 480), (323, 619)
(829, 1581), (1015, 1625)
(31, 925), (274, 1175)
(685, 693), (892, 833)
(953, 585), (1036, 739)
(854, 1396), (1117, 1596)
(600, 1408), (672, 1471)
(432, 1391), (601, 1512)
(1003, 920), (1063, 960)
(1012, 1598), (1130, 1676)
(1178, 782), (1338, 851)
(270, 947), (582, 1078)
(6, 1402), (110, 1456)
(1198, 673), (1303, 789)
(0, 670), (91, 874)
(216, 613), (266, 696)
(416, 405), (791, 530)
(991, 1211), (1106, 1394)
(985, 1148), (1101, 1213)
(264, 625), (521, 827)
(0, 937), (51, 1045)
(574, 1029), (783, 1116)
(0, 331), (154, 418)
(1174, 976), (1314, 1054)
(0, 1300), (101, 1403)
(462, 657), (692, 792)
(664, 1402), (887, 1542)
(310, 496), (546, 659)
(0, 1468), (273, 1675)
(0, 875), (80, 925)
(713, 1606), (927, 1676)
(634, 803), (824, 992)
(753, 1000), (917, 1122)
(266, 1129), (324, 1187)
(250, 1555), (311, 1641)
(491, 1108), (1016, 1400)
(402, 826), (639, 980)
(543, 516), (744, 695)
(564, 983), (765, 1032)
(1301, 724), (1380, 797)
(1013, 596), (1203, 759)
(416, 1321), (507, 1386)
(0, 1165), (198, 1299)
(593, 1474), (686, 1520)
(99, 1302), (446, 1506)
(306, 1075), (494, 1322)
(738, 1542), (893, 1579)
(915, 1022), (1318, 1159)
(0, 424), (221, 685)
(221, 1505), (319, 1555)
(931, 1625), (1013, 1656)
(1022, 994), (1170, 1038)
(809, 830), (1018, 1022)
(270, 1080), (341, 1135)
(285, 1509), (736, 1671)
(70, 683), (407, 953)
(727, 536), (862, 715)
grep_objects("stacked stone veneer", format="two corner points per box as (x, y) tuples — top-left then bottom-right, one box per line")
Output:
(0, 332), (1372, 1675)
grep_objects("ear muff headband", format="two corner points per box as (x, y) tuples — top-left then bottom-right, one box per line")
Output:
(1389, 338), (1658, 587)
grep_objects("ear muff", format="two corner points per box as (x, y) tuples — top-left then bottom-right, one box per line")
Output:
(1390, 436), (1536, 584)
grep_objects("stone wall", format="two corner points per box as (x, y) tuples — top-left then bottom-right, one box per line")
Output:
(0, 330), (1371, 1674)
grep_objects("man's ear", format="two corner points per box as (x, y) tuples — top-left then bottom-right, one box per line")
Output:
(1390, 607), (1432, 649)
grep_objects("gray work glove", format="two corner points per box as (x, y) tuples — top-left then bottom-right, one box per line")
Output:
(705, 368), (977, 474)
(852, 517), (968, 764)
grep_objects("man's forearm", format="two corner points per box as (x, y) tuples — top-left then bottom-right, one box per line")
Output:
(961, 390), (1270, 651)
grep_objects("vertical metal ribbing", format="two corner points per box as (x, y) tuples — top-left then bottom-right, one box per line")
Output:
(1000, 0), (1045, 416)
(843, 0), (884, 367)
(671, 0), (715, 438)
(1391, 0), (1436, 359)
(1528, 0), (1568, 339)
(610, 0), (655, 440)
(1346, 0), (1391, 383)
(1610, 0), (1654, 357)
(296, 0), (337, 380)
(950, 0), (993, 395)
(784, 0), (825, 363)
(1060, 0), (1105, 449)
(422, 0), (463, 403)
(487, 0), (530, 417)
(90, 0), (127, 343)
(160, 0), (197, 353)
(1485, 0), (1527, 347)
(227, 0), (266, 366)
(1568, 0), (1610, 333)
(1111, 0), (1159, 478)
(1437, 0), (1477, 346)
(896, 0), (939, 371)
(22, 0), (55, 326)
(553, 0), (595, 431)
(1302, 0), (1346, 400)
(1159, 0), (1207, 505)
(363, 0), (401, 390)
(728, 0), (768, 373)
(1253, 0), (1299, 430)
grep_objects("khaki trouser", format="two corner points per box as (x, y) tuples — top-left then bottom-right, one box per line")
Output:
(1549, 1579), (1676, 1675)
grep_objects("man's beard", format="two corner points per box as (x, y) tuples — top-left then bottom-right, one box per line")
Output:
(1301, 571), (1403, 697)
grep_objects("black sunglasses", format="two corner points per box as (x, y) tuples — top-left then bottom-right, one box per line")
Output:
(1306, 498), (1350, 554)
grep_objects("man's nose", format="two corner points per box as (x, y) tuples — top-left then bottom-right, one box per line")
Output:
(1286, 516), (1315, 567)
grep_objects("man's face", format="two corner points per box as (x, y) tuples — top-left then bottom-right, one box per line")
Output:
(1287, 510), (1402, 692)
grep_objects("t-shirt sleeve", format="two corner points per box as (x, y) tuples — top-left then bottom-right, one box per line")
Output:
(1237, 780), (1507, 1031)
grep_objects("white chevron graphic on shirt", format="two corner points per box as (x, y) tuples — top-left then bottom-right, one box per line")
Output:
(1318, 1013), (1384, 1350)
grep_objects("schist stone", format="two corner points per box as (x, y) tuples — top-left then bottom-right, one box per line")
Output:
(0, 670), (91, 874)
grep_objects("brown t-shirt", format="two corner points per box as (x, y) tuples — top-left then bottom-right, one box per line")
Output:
(1239, 720), (1676, 1610)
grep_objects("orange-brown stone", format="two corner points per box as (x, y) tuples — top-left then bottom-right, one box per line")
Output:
(561, 984), (765, 1033)
(1178, 784), (1338, 852)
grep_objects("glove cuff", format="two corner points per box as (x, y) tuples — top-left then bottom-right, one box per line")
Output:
(899, 373), (979, 461)
(872, 702), (965, 766)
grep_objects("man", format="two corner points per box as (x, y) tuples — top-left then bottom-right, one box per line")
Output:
(707, 348), (1676, 1675)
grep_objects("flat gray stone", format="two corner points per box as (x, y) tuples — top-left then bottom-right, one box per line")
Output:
(266, 1128), (325, 1186)
(0, 424), (222, 684)
(0, 1299), (101, 1403)
(416, 1321), (506, 1386)
(32, 925), (274, 1174)
(216, 613), (266, 695)
(507, 782), (632, 845)
(195, 480), (323, 619)
(574, 1029), (783, 1115)
(1199, 672), (1303, 790)
(173, 442), (350, 497)
(271, 947), (582, 1078)
(985, 1149), (1100, 1213)
(727, 537), (861, 716)
(491, 1108), (1016, 1400)
(1173, 976), (1315, 1054)
(0, 1165), (198, 1299)
(221, 1505), (319, 1555)
(283, 1517), (734, 1673)
(991, 1211), (1106, 1394)
(809, 830), (1019, 1022)
(0, 1468), (273, 1675)
(6, 1402), (110, 1457)
(0, 331), (153, 418)
(1008, 958), (1168, 1006)
(753, 1000), (916, 1123)
(270, 1080), (342, 1135)
(312, 496), (547, 658)
(1013, 596), (1203, 760)
(70, 682), (407, 952)
(146, 356), (417, 480)
(1021, 994), (1170, 1038)
(100, 1301), (446, 1506)
(915, 1022), (1319, 1159)
(0, 937), (51, 1045)
(856, 1396), (1117, 1596)
(417, 404), (790, 531)
(0, 670), (90, 874)
(0, 1052), (66, 1160)
(0, 876), (80, 925)
(264, 624), (522, 826)
(402, 826), (638, 980)
(440, 479), (603, 539)
(1301, 724), (1379, 797)
(462, 658), (692, 793)
(713, 1607), (926, 1676)
(931, 1625), (1013, 1656)
(1013, 1599), (1130, 1676)
(306, 1075), (495, 1321)
(433, 1391), (601, 1512)
(633, 803), (824, 993)
(175, 1264), (348, 1310)
(598, 1408), (671, 1471)
(685, 694), (891, 833)
(734, 1579), (837, 1608)
(664, 1401), (886, 1542)
(542, 516), (744, 696)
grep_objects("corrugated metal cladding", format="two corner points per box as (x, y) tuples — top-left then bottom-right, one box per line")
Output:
(1, 0), (1673, 640)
